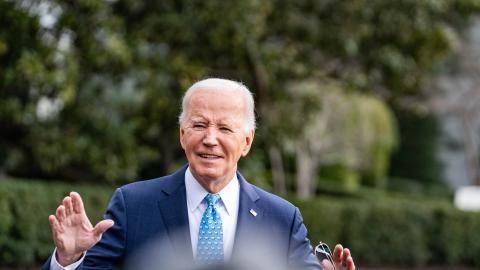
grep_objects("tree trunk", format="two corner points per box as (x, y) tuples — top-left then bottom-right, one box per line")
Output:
(246, 39), (269, 104)
(268, 145), (286, 195)
(296, 144), (317, 199)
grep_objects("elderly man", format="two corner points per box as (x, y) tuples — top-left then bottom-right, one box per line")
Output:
(43, 78), (355, 270)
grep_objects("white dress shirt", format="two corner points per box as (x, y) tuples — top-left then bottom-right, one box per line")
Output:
(51, 167), (240, 269)
(185, 167), (239, 260)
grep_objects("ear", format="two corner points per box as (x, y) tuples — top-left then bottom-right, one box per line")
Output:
(179, 127), (186, 150)
(241, 129), (255, 157)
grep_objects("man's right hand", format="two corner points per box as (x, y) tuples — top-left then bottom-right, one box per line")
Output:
(49, 191), (114, 266)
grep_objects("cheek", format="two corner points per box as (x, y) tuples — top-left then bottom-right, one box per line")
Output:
(226, 140), (247, 158)
(180, 131), (198, 149)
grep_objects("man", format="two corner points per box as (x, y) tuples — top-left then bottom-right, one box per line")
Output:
(43, 78), (355, 270)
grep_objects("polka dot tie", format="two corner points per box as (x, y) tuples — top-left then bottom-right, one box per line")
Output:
(196, 193), (224, 264)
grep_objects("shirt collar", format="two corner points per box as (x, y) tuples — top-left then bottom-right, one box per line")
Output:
(185, 167), (239, 216)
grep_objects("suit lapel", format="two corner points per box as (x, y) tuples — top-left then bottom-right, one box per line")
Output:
(232, 172), (264, 255)
(157, 166), (193, 261)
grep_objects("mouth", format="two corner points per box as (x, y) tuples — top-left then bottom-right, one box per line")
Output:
(197, 153), (222, 160)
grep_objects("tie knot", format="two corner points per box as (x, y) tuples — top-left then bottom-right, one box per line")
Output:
(205, 193), (220, 206)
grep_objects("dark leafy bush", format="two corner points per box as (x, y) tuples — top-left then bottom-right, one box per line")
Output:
(293, 194), (480, 267)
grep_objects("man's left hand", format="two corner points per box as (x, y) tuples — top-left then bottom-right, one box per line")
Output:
(320, 244), (355, 270)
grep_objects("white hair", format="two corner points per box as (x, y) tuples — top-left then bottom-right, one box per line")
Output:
(178, 78), (256, 133)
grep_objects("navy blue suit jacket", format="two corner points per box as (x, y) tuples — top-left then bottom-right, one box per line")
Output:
(42, 166), (321, 270)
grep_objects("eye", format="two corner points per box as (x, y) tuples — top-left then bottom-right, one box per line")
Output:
(192, 122), (207, 130)
(219, 126), (233, 133)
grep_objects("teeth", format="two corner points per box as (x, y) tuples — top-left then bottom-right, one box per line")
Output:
(200, 154), (219, 158)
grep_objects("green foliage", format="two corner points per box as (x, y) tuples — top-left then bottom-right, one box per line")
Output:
(0, 0), (144, 183)
(292, 193), (480, 267)
(0, 0), (55, 174)
(2, 0), (480, 192)
(0, 178), (114, 265)
(276, 79), (397, 192)
(319, 164), (360, 192)
(269, 0), (480, 94)
(389, 109), (444, 184)
(387, 177), (452, 198)
(238, 151), (272, 191)
(431, 207), (480, 266)
(353, 94), (398, 186)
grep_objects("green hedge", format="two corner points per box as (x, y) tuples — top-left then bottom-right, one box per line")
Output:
(0, 178), (114, 266)
(2, 178), (480, 267)
(292, 194), (480, 267)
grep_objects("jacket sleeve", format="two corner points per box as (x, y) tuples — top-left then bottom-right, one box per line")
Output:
(288, 207), (324, 270)
(81, 188), (127, 270)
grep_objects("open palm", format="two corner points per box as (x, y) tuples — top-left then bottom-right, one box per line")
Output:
(49, 192), (114, 266)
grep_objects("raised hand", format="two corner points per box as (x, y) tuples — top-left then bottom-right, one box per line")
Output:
(320, 244), (355, 270)
(48, 191), (114, 266)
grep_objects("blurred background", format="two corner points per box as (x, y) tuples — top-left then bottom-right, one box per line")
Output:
(2, 0), (480, 269)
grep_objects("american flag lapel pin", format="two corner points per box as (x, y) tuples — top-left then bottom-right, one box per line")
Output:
(249, 209), (257, 217)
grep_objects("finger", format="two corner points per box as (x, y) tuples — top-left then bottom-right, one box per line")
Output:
(93, 219), (114, 237)
(346, 255), (355, 270)
(63, 196), (73, 216)
(49, 215), (64, 237)
(333, 244), (344, 264)
(49, 214), (60, 231)
(49, 215), (64, 247)
(56, 205), (66, 222)
(342, 248), (351, 267)
(70, 191), (85, 214)
(321, 259), (334, 270)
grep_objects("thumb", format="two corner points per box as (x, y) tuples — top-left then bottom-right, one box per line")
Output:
(93, 219), (114, 237)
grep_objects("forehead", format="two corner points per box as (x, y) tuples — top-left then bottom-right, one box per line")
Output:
(186, 88), (246, 123)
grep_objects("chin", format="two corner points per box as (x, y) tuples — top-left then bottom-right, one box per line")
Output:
(197, 172), (224, 182)
(191, 166), (220, 179)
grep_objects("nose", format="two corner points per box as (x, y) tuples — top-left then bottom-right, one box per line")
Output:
(202, 127), (219, 146)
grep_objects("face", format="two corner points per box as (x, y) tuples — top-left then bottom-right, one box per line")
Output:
(180, 88), (254, 192)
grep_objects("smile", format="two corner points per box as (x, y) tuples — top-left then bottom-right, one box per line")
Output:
(198, 153), (221, 159)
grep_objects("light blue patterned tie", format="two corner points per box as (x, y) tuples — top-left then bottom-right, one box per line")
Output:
(196, 193), (224, 263)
